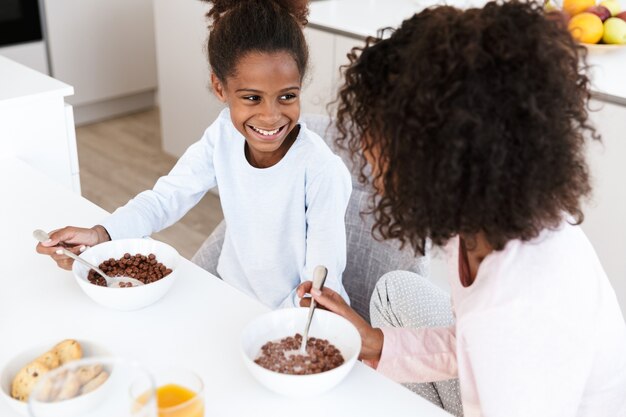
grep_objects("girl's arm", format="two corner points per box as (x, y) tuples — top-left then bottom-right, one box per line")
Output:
(279, 156), (352, 308)
(100, 127), (218, 240)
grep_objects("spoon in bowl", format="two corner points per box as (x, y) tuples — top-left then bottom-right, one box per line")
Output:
(299, 265), (328, 355)
(33, 229), (144, 288)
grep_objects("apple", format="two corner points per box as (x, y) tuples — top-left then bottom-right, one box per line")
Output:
(586, 5), (612, 21)
(599, 0), (621, 16)
(602, 17), (626, 44)
(616, 11), (626, 21)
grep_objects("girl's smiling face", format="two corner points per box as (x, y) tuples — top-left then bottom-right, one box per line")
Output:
(211, 51), (302, 168)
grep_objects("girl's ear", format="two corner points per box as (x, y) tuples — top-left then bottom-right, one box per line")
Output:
(211, 73), (227, 102)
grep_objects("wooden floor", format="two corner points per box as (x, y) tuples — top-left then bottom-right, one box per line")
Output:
(76, 108), (224, 259)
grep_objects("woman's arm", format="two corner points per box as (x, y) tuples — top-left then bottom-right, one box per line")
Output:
(297, 282), (458, 384)
(297, 282), (384, 361)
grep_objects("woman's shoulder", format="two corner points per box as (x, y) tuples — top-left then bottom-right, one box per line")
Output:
(480, 220), (605, 291)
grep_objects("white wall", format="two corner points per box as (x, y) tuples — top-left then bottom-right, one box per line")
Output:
(584, 99), (626, 317)
(152, 0), (224, 158)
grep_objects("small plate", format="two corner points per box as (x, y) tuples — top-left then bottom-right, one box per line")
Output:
(0, 340), (111, 416)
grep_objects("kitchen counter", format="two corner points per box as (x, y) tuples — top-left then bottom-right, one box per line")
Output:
(0, 55), (72, 105)
(308, 0), (485, 39)
(0, 56), (80, 192)
(586, 49), (626, 106)
(309, 0), (626, 105)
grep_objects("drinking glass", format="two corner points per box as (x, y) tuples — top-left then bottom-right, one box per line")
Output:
(153, 368), (204, 417)
(28, 357), (157, 417)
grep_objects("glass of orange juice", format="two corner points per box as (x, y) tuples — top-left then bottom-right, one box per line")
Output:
(153, 368), (204, 417)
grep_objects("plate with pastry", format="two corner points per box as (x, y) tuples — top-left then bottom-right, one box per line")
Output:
(0, 339), (111, 416)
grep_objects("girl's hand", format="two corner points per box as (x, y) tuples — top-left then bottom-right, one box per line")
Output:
(35, 225), (110, 270)
(296, 281), (384, 362)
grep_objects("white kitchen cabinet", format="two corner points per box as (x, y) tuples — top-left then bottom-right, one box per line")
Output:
(0, 56), (80, 193)
(152, 0), (223, 158)
(43, 0), (158, 124)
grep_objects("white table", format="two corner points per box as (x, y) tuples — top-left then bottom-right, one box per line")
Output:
(0, 157), (451, 417)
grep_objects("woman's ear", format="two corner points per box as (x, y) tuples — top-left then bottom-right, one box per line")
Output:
(211, 73), (227, 102)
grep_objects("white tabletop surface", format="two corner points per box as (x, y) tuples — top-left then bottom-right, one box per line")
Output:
(0, 56), (73, 104)
(0, 156), (451, 417)
(309, 0), (626, 102)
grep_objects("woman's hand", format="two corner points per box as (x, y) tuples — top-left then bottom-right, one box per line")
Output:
(35, 225), (110, 270)
(297, 281), (384, 362)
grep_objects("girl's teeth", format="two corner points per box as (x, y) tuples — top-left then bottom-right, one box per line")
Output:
(252, 126), (280, 136)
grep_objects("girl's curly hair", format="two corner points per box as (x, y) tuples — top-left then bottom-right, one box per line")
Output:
(335, 0), (597, 255)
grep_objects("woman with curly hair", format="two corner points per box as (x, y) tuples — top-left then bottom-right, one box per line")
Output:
(298, 1), (626, 415)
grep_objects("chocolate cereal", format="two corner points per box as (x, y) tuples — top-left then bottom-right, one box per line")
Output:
(87, 253), (172, 287)
(254, 333), (344, 375)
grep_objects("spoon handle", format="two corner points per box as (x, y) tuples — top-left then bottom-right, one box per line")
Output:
(301, 265), (328, 353)
(58, 247), (110, 280)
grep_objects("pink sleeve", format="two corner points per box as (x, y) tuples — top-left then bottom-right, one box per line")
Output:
(364, 326), (458, 383)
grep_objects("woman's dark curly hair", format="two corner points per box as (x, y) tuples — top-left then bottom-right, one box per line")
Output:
(201, 0), (309, 82)
(335, 0), (597, 255)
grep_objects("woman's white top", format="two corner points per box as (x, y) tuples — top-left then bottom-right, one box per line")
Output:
(376, 221), (626, 416)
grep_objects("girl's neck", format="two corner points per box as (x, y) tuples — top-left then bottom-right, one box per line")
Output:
(459, 232), (493, 287)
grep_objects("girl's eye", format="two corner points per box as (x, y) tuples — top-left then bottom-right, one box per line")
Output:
(243, 95), (261, 102)
(280, 93), (297, 101)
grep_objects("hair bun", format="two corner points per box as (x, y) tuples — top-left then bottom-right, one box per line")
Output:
(272, 0), (309, 26)
(200, 0), (308, 27)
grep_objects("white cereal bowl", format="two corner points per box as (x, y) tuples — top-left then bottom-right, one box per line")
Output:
(0, 340), (112, 416)
(72, 238), (181, 311)
(240, 308), (361, 397)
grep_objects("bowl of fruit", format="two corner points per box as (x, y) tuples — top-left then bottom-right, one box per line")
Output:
(545, 0), (626, 49)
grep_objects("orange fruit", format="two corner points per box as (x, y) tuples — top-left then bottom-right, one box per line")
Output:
(568, 12), (604, 43)
(563, 0), (596, 16)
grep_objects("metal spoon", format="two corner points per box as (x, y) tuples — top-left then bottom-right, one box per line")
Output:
(299, 265), (328, 354)
(33, 229), (144, 288)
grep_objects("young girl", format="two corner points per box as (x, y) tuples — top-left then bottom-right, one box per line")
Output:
(37, 0), (352, 309)
(298, 1), (626, 415)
